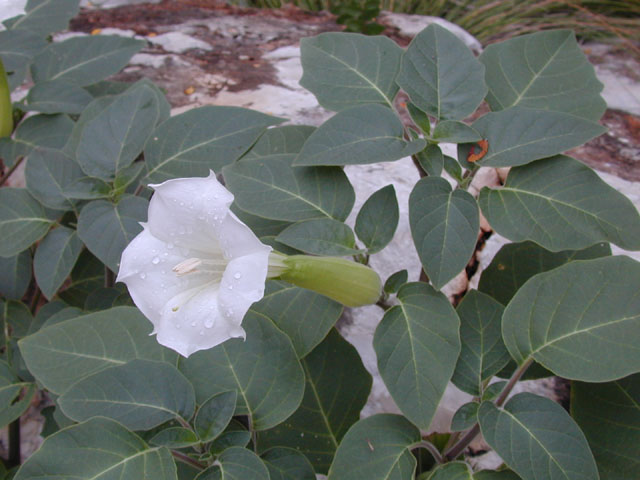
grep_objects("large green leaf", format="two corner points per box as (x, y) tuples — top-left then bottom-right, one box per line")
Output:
(14, 417), (177, 480)
(143, 106), (283, 184)
(196, 447), (269, 480)
(572, 373), (640, 480)
(223, 154), (354, 222)
(479, 155), (640, 251)
(243, 125), (316, 159)
(396, 24), (486, 120)
(262, 448), (316, 480)
(34, 226), (83, 300)
(59, 359), (196, 430)
(0, 29), (46, 90)
(294, 104), (425, 166)
(4, 0), (79, 36)
(299, 32), (402, 111)
(374, 282), (460, 429)
(258, 329), (371, 473)
(26, 79), (93, 114)
(0, 250), (31, 300)
(179, 314), (304, 431)
(479, 393), (598, 480)
(426, 462), (472, 480)
(480, 30), (605, 121)
(250, 280), (342, 358)
(0, 113), (73, 167)
(19, 306), (177, 394)
(76, 84), (162, 179)
(24, 148), (90, 210)
(276, 218), (361, 256)
(194, 391), (237, 443)
(355, 185), (399, 254)
(31, 35), (146, 86)
(77, 195), (148, 273)
(0, 359), (36, 429)
(0, 188), (53, 257)
(470, 108), (605, 168)
(502, 256), (640, 381)
(479, 241), (611, 305)
(327, 414), (420, 480)
(451, 290), (510, 396)
(409, 177), (479, 289)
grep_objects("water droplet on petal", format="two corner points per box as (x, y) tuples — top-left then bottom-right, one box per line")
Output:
(178, 226), (186, 235)
(175, 323), (181, 329)
(190, 321), (197, 327)
(152, 256), (160, 264)
(139, 272), (146, 279)
(199, 330), (205, 336)
(234, 272), (242, 279)
(204, 318), (214, 328)
(228, 284), (233, 290)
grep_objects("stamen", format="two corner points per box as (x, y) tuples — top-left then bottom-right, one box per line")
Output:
(173, 258), (202, 276)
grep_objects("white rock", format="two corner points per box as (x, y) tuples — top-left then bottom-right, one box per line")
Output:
(596, 67), (640, 116)
(0, 0), (26, 26)
(148, 32), (212, 54)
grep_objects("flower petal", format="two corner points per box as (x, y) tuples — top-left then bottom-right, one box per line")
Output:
(147, 171), (233, 252)
(216, 211), (273, 258)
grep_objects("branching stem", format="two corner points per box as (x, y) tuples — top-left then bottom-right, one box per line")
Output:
(171, 450), (206, 470)
(0, 156), (23, 187)
(412, 440), (444, 464)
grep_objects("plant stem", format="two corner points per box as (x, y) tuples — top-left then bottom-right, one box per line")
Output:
(0, 156), (24, 187)
(412, 440), (444, 464)
(105, 267), (115, 288)
(248, 415), (258, 453)
(171, 450), (206, 470)
(444, 357), (534, 460)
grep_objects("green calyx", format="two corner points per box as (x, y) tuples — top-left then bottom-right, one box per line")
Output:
(0, 59), (12, 138)
(275, 254), (382, 307)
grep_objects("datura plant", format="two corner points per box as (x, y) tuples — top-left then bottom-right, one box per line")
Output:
(0, 1), (639, 479)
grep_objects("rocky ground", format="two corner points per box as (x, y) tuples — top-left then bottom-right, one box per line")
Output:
(2, 0), (639, 471)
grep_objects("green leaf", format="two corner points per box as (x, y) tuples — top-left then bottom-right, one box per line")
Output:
(327, 414), (420, 480)
(58, 249), (104, 307)
(374, 282), (460, 429)
(77, 195), (148, 273)
(243, 125), (316, 159)
(469, 107), (605, 167)
(451, 290), (510, 396)
(26, 79), (93, 114)
(397, 24), (487, 120)
(0, 250), (31, 300)
(258, 329), (371, 473)
(196, 447), (269, 480)
(223, 154), (354, 222)
(195, 391), (237, 443)
(34, 226), (83, 300)
(31, 35), (146, 86)
(384, 270), (408, 294)
(3, 300), (35, 340)
(14, 417), (177, 480)
(262, 447), (316, 480)
(59, 359), (195, 430)
(0, 188), (53, 257)
(415, 144), (444, 177)
(502, 256), (640, 381)
(407, 102), (431, 135)
(143, 106), (283, 184)
(479, 155), (640, 251)
(150, 427), (200, 448)
(443, 154), (463, 182)
(0, 29), (46, 90)
(450, 402), (479, 432)
(41, 306), (83, 329)
(76, 84), (162, 179)
(478, 241), (611, 305)
(250, 280), (342, 358)
(478, 393), (598, 480)
(0, 113), (73, 167)
(294, 104), (425, 166)
(179, 314), (304, 431)
(19, 306), (177, 394)
(299, 32), (402, 111)
(474, 470), (522, 480)
(572, 373), (640, 480)
(0, 360), (36, 429)
(5, 0), (79, 37)
(24, 148), (89, 210)
(210, 419), (250, 454)
(355, 185), (399, 254)
(409, 177), (479, 289)
(480, 30), (605, 121)
(431, 121), (482, 143)
(84, 286), (129, 311)
(427, 462), (472, 480)
(276, 218), (361, 256)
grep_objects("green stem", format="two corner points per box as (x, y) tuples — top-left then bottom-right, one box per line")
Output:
(412, 440), (444, 464)
(171, 450), (206, 470)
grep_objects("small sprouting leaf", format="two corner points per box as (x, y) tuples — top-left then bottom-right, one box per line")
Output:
(407, 102), (431, 134)
(0, 188), (53, 257)
(34, 226), (83, 300)
(294, 104), (426, 166)
(355, 185), (399, 254)
(397, 24), (487, 120)
(502, 256), (640, 381)
(415, 144), (443, 177)
(276, 218), (361, 256)
(150, 427), (199, 448)
(374, 283), (460, 429)
(479, 393), (598, 480)
(451, 402), (479, 432)
(195, 391), (237, 443)
(300, 32), (403, 111)
(409, 177), (479, 289)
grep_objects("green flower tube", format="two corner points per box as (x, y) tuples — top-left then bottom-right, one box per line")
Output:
(275, 254), (382, 307)
(0, 59), (12, 138)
